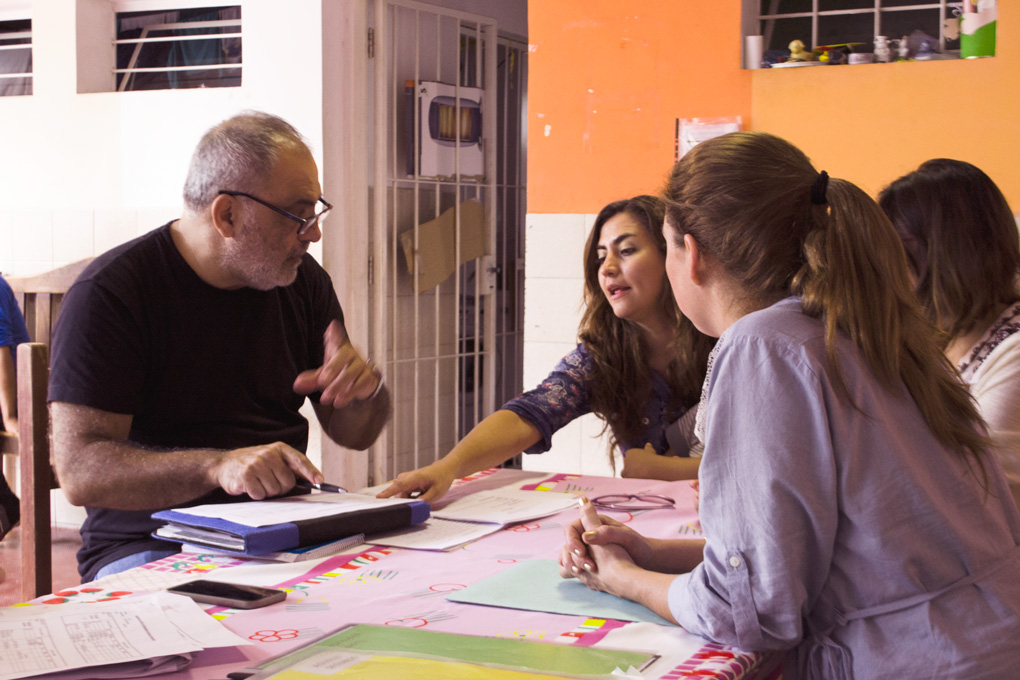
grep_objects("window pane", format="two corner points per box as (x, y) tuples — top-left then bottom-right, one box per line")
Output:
(0, 19), (32, 97)
(760, 0), (812, 16)
(882, 0), (940, 7)
(818, 14), (877, 47)
(116, 6), (241, 92)
(819, 0), (874, 10)
(762, 17), (811, 52)
(880, 8), (942, 43)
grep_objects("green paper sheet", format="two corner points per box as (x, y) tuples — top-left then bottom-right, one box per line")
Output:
(248, 623), (656, 679)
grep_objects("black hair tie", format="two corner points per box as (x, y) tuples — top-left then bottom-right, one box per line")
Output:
(811, 170), (829, 205)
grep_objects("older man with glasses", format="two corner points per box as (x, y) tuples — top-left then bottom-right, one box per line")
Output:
(48, 111), (390, 582)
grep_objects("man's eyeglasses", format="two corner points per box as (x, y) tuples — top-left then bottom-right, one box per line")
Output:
(218, 190), (332, 236)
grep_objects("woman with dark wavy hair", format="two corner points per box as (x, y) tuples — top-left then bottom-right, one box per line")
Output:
(879, 158), (1020, 510)
(380, 195), (714, 503)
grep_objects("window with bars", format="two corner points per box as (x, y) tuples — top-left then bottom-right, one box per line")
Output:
(753, 0), (960, 59)
(0, 19), (31, 97)
(115, 6), (241, 92)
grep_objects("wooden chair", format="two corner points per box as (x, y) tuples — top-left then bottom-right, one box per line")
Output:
(0, 432), (15, 456)
(8, 259), (93, 348)
(17, 343), (50, 601)
(4, 258), (92, 600)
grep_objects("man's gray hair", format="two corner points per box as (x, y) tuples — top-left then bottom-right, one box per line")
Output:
(182, 110), (309, 210)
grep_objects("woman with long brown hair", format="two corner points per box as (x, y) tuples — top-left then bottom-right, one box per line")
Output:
(559, 133), (1020, 678)
(380, 195), (714, 503)
(879, 159), (1020, 511)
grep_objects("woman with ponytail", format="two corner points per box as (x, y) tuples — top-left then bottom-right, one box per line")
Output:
(381, 196), (715, 503)
(559, 133), (1020, 678)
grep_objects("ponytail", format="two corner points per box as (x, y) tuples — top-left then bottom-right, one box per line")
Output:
(793, 179), (988, 467)
(794, 179), (906, 394)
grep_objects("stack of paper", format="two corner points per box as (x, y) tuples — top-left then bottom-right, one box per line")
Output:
(369, 489), (579, 550)
(153, 493), (429, 555)
(0, 591), (247, 680)
(182, 533), (367, 563)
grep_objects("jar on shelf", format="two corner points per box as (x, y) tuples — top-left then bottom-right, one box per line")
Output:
(874, 35), (892, 63)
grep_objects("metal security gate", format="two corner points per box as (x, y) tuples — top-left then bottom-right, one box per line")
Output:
(368, 0), (526, 485)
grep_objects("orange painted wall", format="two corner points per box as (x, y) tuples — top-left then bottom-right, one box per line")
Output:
(530, 2), (1020, 213)
(753, 2), (1020, 207)
(527, 1), (752, 214)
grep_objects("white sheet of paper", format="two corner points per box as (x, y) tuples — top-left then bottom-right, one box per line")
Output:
(0, 591), (248, 680)
(431, 489), (579, 524)
(157, 591), (253, 648)
(369, 517), (503, 551)
(200, 557), (337, 587)
(173, 493), (415, 527)
(367, 490), (578, 551)
(357, 469), (549, 497)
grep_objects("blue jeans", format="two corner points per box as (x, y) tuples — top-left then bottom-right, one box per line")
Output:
(94, 549), (178, 580)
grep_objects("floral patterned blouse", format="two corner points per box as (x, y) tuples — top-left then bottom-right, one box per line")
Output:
(956, 301), (1020, 510)
(502, 344), (693, 456)
(957, 302), (1020, 380)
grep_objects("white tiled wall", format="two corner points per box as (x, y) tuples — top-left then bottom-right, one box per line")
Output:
(0, 206), (324, 278)
(0, 207), (170, 277)
(520, 212), (620, 478)
(52, 209), (94, 265)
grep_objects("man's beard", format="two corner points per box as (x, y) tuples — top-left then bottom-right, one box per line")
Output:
(220, 210), (302, 290)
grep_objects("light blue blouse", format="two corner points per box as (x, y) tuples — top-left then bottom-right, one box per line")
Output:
(668, 298), (1020, 679)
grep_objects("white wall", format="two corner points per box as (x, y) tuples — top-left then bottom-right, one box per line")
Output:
(0, 0), (326, 277)
(520, 212), (618, 478)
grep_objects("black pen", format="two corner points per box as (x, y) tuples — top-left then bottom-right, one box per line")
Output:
(295, 478), (348, 494)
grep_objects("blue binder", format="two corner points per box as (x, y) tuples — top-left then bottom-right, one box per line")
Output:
(152, 499), (430, 555)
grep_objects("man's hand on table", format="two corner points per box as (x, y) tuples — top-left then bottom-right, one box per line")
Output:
(211, 442), (323, 500)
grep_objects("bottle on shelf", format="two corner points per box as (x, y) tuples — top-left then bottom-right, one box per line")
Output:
(896, 35), (910, 61)
(874, 35), (892, 63)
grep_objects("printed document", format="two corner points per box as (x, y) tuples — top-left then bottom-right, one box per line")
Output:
(172, 493), (416, 527)
(371, 489), (578, 550)
(0, 591), (247, 680)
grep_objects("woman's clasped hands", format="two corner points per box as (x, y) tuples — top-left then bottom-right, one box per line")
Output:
(558, 496), (703, 625)
(558, 497), (647, 597)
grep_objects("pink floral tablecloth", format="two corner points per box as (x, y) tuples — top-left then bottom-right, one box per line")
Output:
(28, 469), (780, 680)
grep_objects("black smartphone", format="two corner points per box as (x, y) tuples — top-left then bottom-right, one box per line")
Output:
(166, 580), (286, 609)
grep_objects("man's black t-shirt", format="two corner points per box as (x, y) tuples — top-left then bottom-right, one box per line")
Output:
(50, 224), (343, 581)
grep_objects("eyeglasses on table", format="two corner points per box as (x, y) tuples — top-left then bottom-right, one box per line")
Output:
(590, 493), (675, 512)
